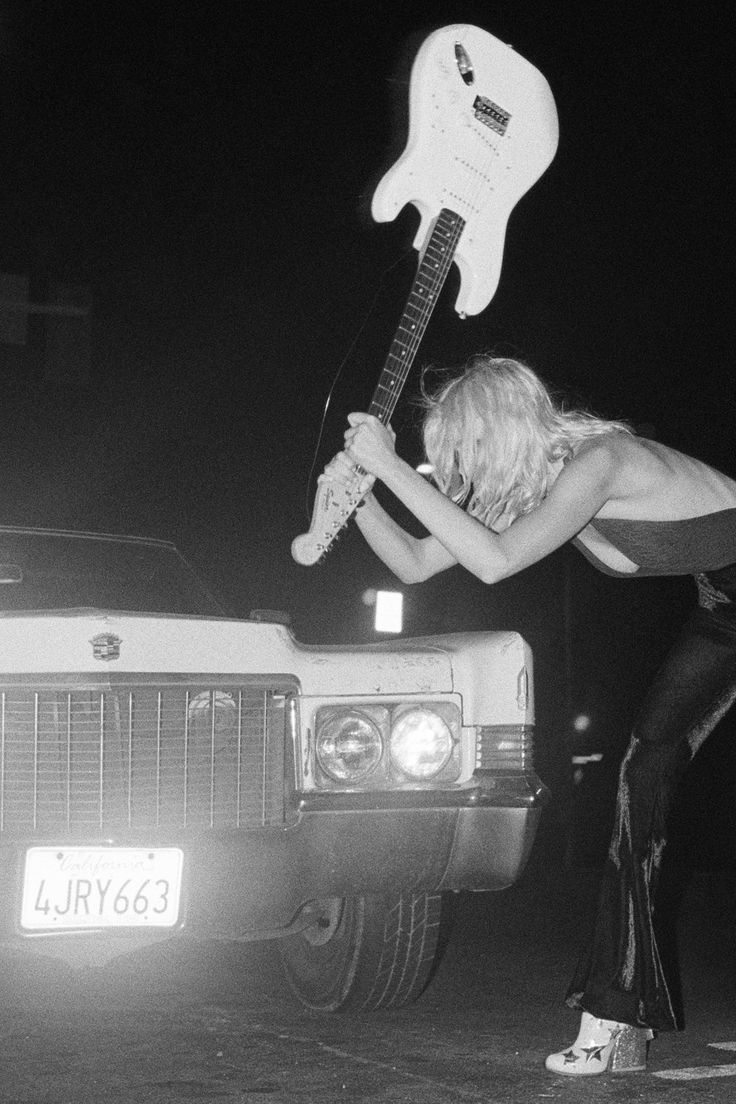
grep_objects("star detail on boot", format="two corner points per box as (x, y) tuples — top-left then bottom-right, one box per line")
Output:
(581, 1027), (620, 1064)
(562, 1049), (579, 1065)
(581, 1044), (606, 1063)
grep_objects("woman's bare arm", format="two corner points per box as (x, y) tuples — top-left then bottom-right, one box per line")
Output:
(345, 414), (618, 584)
(321, 447), (456, 582)
(354, 492), (457, 582)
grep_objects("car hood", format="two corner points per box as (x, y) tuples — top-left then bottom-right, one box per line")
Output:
(0, 604), (523, 697)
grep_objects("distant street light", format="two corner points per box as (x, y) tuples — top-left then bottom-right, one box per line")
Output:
(375, 590), (403, 634)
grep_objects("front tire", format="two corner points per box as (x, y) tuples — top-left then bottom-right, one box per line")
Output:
(279, 891), (446, 1011)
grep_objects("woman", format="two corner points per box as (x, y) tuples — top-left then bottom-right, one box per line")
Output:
(324, 354), (736, 1076)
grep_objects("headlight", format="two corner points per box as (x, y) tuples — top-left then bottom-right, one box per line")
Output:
(316, 710), (383, 782)
(390, 709), (453, 780)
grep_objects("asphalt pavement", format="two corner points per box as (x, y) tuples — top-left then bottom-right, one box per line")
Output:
(0, 834), (734, 1103)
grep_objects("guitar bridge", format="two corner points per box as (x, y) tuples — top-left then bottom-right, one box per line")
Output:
(473, 95), (510, 136)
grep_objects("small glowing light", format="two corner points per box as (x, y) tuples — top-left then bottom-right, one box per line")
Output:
(416, 462), (434, 476)
(571, 751), (603, 785)
(573, 713), (592, 733)
(361, 587), (377, 607)
(391, 710), (452, 778)
(375, 590), (403, 633)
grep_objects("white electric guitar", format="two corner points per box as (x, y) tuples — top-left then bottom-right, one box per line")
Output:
(292, 24), (558, 566)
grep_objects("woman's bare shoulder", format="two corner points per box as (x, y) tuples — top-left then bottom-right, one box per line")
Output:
(591, 435), (736, 518)
(565, 433), (664, 510)
(549, 434), (623, 503)
(574, 432), (670, 471)
(567, 432), (634, 471)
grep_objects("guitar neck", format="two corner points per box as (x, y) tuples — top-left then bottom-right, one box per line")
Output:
(368, 208), (465, 426)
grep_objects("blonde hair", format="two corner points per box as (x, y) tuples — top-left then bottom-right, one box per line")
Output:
(421, 355), (631, 528)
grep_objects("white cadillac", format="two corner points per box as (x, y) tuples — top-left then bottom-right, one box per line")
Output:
(0, 525), (546, 1010)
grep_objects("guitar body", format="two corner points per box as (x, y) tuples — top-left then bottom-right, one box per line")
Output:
(372, 24), (558, 317)
(292, 25), (558, 566)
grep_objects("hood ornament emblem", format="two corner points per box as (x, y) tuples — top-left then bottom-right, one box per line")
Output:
(91, 633), (122, 661)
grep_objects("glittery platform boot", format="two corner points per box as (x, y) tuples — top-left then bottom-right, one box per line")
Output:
(545, 1012), (653, 1076)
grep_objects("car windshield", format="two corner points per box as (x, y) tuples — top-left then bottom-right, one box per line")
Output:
(0, 528), (224, 617)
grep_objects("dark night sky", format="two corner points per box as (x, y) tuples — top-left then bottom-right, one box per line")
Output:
(0, 0), (733, 645)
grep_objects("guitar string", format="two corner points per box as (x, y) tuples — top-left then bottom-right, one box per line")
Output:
(369, 114), (501, 427)
(378, 84), (509, 416)
(369, 209), (468, 426)
(299, 243), (418, 523)
(336, 125), (502, 525)
(307, 88), (511, 544)
(348, 142), (496, 504)
(297, 37), (558, 562)
(326, 212), (469, 526)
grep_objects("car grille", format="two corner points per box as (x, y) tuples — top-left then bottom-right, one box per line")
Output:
(0, 678), (296, 836)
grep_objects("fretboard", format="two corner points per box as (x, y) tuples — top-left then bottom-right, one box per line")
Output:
(368, 208), (465, 425)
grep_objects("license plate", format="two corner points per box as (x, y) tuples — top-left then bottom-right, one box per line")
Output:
(21, 847), (184, 931)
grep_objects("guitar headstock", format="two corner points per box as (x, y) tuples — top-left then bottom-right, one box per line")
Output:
(291, 478), (364, 566)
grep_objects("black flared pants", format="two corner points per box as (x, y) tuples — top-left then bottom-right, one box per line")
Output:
(565, 562), (736, 1030)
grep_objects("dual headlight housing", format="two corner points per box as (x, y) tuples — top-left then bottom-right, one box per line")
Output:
(313, 701), (461, 788)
